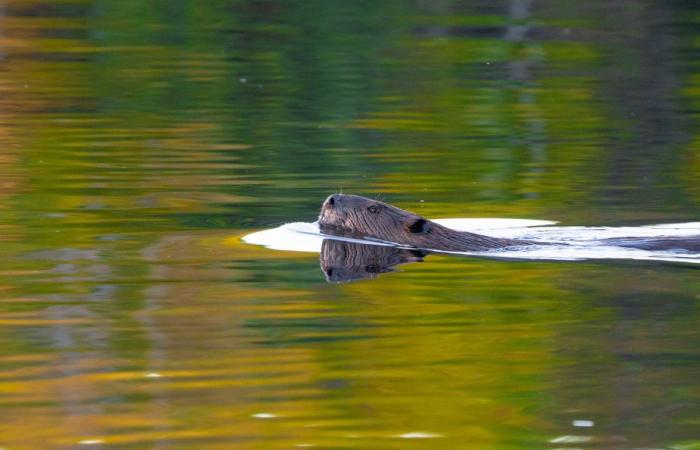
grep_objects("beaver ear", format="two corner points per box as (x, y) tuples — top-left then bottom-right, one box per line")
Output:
(406, 218), (430, 234)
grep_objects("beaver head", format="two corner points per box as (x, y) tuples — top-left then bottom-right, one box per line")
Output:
(317, 194), (432, 245)
(317, 194), (523, 252)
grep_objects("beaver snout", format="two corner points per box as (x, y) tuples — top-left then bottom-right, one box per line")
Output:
(323, 194), (348, 210)
(325, 194), (339, 208)
(319, 195), (343, 226)
(323, 194), (372, 212)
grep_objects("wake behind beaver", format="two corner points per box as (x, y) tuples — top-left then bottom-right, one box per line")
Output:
(318, 194), (700, 254)
(242, 195), (700, 282)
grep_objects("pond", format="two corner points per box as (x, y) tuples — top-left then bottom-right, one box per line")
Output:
(0, 1), (698, 449)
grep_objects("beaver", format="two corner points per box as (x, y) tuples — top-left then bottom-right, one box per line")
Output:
(318, 194), (529, 252)
(317, 194), (700, 253)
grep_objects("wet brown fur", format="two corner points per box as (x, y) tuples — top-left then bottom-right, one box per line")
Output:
(318, 194), (700, 253)
(318, 194), (528, 252)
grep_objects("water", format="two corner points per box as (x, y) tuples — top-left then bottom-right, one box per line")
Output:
(0, 1), (699, 449)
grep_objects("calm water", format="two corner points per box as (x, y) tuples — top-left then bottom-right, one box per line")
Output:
(1, 1), (699, 449)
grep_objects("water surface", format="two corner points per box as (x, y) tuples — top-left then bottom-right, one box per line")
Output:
(0, 1), (699, 449)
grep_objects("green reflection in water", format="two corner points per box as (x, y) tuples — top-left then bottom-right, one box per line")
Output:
(0, 0), (699, 449)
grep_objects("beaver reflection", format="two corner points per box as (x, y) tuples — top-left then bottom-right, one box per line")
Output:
(320, 239), (426, 283)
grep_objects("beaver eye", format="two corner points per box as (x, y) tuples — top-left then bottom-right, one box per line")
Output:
(367, 205), (379, 214)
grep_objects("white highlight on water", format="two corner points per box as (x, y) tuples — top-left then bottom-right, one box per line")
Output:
(549, 435), (593, 444)
(572, 419), (595, 427)
(394, 432), (444, 439)
(242, 220), (700, 264)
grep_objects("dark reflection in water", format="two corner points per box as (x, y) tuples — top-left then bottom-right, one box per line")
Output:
(320, 239), (426, 283)
(0, 0), (699, 449)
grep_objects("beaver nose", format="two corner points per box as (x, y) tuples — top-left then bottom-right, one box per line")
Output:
(325, 194), (341, 208)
